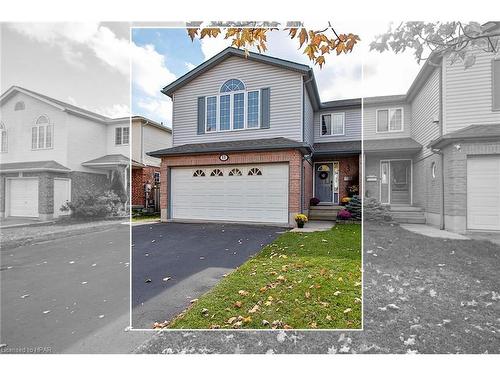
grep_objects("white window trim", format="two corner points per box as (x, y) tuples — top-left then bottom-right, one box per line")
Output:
(31, 116), (53, 151)
(205, 89), (260, 133)
(320, 112), (345, 137)
(115, 126), (129, 145)
(375, 108), (404, 133)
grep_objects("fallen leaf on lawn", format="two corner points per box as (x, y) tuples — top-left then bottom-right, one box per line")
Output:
(320, 301), (330, 307)
(343, 308), (352, 314)
(238, 290), (249, 296)
(248, 304), (260, 314)
(305, 291), (311, 299)
(276, 275), (286, 282)
(354, 297), (361, 304)
(264, 301), (272, 306)
(227, 316), (238, 324)
(189, 299), (198, 304)
(262, 320), (270, 326)
(333, 291), (342, 296)
(201, 308), (209, 316)
(338, 277), (343, 282)
(310, 322), (317, 328)
(320, 268), (327, 276)
(326, 315), (332, 321)
(259, 286), (268, 293)
(242, 316), (252, 324)
(234, 301), (243, 308)
(321, 239), (328, 243)
(233, 321), (243, 328)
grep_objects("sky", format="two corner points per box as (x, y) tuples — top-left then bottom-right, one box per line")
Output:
(1, 22), (423, 126)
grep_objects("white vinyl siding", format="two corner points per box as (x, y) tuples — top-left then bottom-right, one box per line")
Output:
(410, 67), (441, 158)
(172, 56), (303, 146)
(314, 107), (361, 142)
(443, 51), (500, 134)
(0, 123), (7, 152)
(303, 87), (314, 145)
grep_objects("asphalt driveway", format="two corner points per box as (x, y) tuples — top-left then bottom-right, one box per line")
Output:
(131, 222), (285, 329)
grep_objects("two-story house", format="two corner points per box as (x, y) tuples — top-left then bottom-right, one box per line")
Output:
(0, 86), (130, 220)
(149, 47), (361, 227)
(131, 115), (172, 211)
(364, 21), (500, 233)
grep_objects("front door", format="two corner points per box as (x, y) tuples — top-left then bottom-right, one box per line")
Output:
(390, 160), (411, 205)
(315, 162), (339, 204)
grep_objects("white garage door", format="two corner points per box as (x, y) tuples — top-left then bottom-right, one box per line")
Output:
(171, 164), (289, 224)
(467, 156), (500, 231)
(8, 178), (39, 217)
(53, 178), (71, 218)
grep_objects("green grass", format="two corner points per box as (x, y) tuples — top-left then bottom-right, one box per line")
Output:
(168, 224), (362, 329)
(131, 214), (160, 222)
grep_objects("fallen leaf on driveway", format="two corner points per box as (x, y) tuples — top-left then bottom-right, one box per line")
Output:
(145, 279), (152, 283)
(199, 256), (205, 260)
(162, 277), (171, 282)
(189, 299), (198, 304)
(20, 294), (30, 299)
(43, 310), (51, 314)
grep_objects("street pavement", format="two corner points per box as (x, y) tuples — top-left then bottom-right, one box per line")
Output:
(1, 224), (152, 353)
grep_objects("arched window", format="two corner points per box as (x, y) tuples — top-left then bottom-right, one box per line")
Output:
(228, 168), (242, 176)
(14, 101), (25, 111)
(248, 167), (262, 176)
(206, 78), (260, 132)
(0, 122), (7, 152)
(32, 115), (52, 149)
(220, 79), (245, 93)
(193, 169), (206, 177)
(210, 168), (224, 177)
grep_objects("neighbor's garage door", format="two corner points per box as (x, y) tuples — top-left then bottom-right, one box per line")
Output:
(171, 164), (289, 224)
(467, 156), (500, 231)
(8, 178), (39, 217)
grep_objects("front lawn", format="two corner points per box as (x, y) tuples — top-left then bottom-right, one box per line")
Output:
(131, 214), (160, 223)
(168, 224), (361, 329)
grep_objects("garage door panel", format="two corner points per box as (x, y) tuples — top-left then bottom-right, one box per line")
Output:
(467, 156), (500, 231)
(8, 178), (39, 217)
(171, 164), (289, 224)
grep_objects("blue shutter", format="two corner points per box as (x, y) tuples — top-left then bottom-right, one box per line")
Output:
(260, 88), (270, 129)
(197, 96), (206, 134)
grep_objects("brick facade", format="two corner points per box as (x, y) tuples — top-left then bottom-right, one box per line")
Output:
(314, 155), (360, 202)
(132, 166), (160, 207)
(159, 149), (303, 226)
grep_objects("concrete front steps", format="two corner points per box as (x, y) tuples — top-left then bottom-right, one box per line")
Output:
(389, 205), (426, 224)
(308, 205), (342, 221)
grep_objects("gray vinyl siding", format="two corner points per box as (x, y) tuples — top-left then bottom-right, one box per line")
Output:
(410, 67), (441, 158)
(443, 50), (500, 134)
(314, 107), (361, 143)
(172, 56), (303, 146)
(303, 86), (314, 146)
(362, 103), (411, 140)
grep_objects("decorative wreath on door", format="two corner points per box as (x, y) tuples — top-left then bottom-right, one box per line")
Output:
(319, 171), (329, 180)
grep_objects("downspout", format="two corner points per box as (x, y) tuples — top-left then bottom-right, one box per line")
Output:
(438, 62), (445, 230)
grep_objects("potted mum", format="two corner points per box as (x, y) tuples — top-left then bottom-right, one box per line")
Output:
(294, 214), (308, 228)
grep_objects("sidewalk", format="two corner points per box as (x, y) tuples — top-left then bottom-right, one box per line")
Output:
(0, 217), (129, 250)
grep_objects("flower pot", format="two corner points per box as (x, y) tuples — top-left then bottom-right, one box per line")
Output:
(297, 221), (305, 228)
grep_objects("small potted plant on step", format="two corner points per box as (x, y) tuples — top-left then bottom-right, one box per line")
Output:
(294, 214), (308, 228)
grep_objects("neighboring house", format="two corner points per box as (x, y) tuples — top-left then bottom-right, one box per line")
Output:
(363, 21), (500, 232)
(149, 47), (361, 227)
(131, 115), (172, 211)
(0, 86), (130, 220)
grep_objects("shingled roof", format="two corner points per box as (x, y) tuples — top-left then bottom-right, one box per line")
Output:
(429, 124), (500, 149)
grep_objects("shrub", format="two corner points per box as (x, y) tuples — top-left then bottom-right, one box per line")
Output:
(61, 190), (123, 218)
(110, 170), (128, 203)
(362, 197), (393, 222)
(345, 195), (362, 220)
(337, 209), (352, 220)
(310, 197), (320, 206)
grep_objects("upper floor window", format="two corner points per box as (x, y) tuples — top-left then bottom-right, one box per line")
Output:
(115, 126), (129, 145)
(206, 79), (260, 132)
(493, 59), (500, 111)
(14, 101), (25, 111)
(0, 122), (7, 152)
(321, 113), (345, 136)
(32, 115), (53, 150)
(376, 108), (403, 133)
